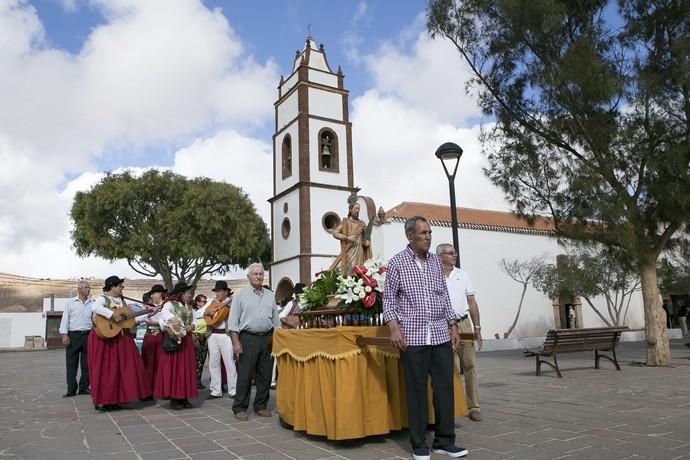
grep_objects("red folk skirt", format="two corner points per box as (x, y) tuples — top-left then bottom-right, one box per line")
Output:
(153, 334), (198, 400)
(87, 329), (151, 405)
(141, 332), (163, 392)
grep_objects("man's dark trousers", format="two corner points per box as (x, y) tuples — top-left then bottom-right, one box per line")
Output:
(232, 331), (273, 414)
(66, 331), (90, 394)
(399, 341), (456, 450)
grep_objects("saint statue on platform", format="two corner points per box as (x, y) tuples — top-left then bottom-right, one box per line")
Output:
(328, 198), (372, 275)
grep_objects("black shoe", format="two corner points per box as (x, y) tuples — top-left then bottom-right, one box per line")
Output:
(432, 445), (468, 458)
(62, 392), (76, 398)
(170, 400), (183, 410)
(108, 404), (122, 411)
(140, 395), (154, 402)
(78, 389), (91, 395)
(206, 394), (222, 400)
(94, 404), (108, 412)
(182, 399), (192, 409)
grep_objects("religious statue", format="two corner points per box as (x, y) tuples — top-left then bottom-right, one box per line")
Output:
(328, 198), (372, 276)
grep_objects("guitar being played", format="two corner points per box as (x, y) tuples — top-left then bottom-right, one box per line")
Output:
(92, 293), (165, 339)
(202, 296), (233, 327)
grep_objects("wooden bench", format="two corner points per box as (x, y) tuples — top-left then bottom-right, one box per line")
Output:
(526, 327), (628, 377)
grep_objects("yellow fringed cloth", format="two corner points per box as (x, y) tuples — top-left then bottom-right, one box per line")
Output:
(272, 326), (468, 440)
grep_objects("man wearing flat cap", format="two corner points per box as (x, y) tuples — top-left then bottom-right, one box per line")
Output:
(195, 280), (237, 400)
(88, 276), (151, 411)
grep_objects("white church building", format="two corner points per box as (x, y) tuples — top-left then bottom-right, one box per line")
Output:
(268, 37), (647, 341)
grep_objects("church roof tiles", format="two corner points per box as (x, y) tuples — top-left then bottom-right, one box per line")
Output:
(385, 202), (556, 236)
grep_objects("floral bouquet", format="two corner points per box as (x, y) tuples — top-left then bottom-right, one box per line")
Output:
(298, 258), (386, 314)
(335, 259), (386, 313)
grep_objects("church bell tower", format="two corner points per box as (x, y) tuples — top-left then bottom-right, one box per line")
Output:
(269, 37), (358, 302)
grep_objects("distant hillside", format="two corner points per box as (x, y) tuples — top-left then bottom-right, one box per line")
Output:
(0, 273), (250, 312)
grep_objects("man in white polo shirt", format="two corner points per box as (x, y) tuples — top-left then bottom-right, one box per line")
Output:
(437, 243), (483, 422)
(59, 280), (94, 397)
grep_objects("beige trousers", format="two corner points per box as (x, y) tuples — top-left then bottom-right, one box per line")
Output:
(455, 317), (480, 411)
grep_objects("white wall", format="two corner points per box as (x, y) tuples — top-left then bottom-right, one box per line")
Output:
(0, 313), (46, 348)
(308, 88), (343, 121)
(311, 256), (337, 280)
(309, 69), (338, 88)
(42, 297), (72, 312)
(277, 91), (298, 130)
(270, 258), (300, 291)
(309, 188), (352, 255)
(280, 71), (298, 98)
(580, 290), (645, 330)
(273, 193), (301, 262)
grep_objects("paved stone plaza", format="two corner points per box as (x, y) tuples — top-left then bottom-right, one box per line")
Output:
(1, 340), (690, 459)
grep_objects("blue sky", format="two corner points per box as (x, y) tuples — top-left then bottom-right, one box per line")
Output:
(1, 0), (507, 278)
(31, 0), (428, 169)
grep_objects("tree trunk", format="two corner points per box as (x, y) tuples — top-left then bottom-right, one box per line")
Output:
(160, 271), (174, 292)
(639, 260), (670, 366)
(505, 283), (527, 338)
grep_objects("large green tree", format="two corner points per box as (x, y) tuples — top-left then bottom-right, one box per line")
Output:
(71, 170), (270, 290)
(428, 0), (690, 365)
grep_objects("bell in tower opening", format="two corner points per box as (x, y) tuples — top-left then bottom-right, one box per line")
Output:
(320, 132), (332, 169)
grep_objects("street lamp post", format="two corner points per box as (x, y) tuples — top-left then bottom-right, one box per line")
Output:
(435, 142), (463, 268)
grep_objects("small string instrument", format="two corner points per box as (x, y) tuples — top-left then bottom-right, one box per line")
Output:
(92, 297), (163, 339)
(203, 298), (232, 327)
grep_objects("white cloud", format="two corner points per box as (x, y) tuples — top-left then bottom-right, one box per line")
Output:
(352, 30), (508, 213)
(352, 91), (507, 213)
(363, 31), (482, 125)
(59, 0), (78, 13)
(341, 0), (369, 65)
(1, 128), (273, 279)
(172, 130), (273, 224)
(0, 0), (278, 277)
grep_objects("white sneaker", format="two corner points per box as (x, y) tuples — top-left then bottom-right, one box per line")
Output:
(412, 448), (430, 460)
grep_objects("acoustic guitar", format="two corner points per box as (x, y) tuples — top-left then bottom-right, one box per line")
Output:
(203, 299), (231, 328)
(92, 300), (162, 339)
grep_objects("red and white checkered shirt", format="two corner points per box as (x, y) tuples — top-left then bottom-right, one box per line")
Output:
(383, 246), (456, 346)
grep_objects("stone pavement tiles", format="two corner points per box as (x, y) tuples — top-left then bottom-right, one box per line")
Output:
(1, 340), (690, 459)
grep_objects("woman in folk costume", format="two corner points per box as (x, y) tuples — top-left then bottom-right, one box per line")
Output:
(154, 281), (198, 409)
(88, 276), (151, 412)
(140, 284), (167, 398)
(192, 293), (209, 389)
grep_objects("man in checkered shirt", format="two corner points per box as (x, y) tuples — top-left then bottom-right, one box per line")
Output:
(383, 216), (467, 460)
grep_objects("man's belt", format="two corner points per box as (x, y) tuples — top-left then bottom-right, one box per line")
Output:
(68, 330), (90, 335)
(211, 329), (227, 334)
(458, 314), (469, 321)
(241, 329), (273, 337)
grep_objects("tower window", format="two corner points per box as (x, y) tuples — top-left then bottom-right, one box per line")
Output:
(322, 212), (341, 233)
(281, 218), (291, 239)
(282, 135), (292, 179)
(318, 129), (339, 173)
